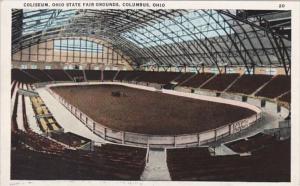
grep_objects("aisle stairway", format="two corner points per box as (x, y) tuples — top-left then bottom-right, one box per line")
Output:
(140, 148), (171, 181)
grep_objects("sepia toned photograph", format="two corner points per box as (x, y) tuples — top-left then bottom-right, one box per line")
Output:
(2, 4), (297, 185)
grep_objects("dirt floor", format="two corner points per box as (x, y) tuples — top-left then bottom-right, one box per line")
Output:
(51, 85), (255, 135)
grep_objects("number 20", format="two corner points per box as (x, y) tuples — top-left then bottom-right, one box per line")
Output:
(279, 4), (285, 8)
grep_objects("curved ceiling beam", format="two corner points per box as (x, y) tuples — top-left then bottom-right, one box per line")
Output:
(154, 10), (215, 67)
(124, 10), (195, 67)
(15, 35), (136, 67)
(12, 9), (291, 72)
(200, 10), (240, 66)
(217, 13), (256, 73)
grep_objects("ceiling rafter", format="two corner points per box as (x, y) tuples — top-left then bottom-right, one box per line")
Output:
(12, 9), (291, 74)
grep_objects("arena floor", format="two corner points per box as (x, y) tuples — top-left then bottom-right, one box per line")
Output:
(51, 85), (255, 135)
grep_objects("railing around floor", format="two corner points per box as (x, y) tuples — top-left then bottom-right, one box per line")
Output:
(45, 82), (262, 148)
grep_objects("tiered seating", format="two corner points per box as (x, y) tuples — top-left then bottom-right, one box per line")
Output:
(11, 143), (147, 180)
(173, 72), (194, 84)
(181, 73), (214, 88)
(22, 95), (30, 131)
(11, 69), (291, 102)
(24, 69), (52, 82)
(278, 92), (291, 103)
(202, 73), (240, 91)
(30, 96), (62, 133)
(51, 132), (91, 148)
(225, 133), (277, 153)
(114, 71), (130, 81)
(98, 144), (146, 173)
(115, 71), (144, 81)
(136, 71), (181, 84)
(167, 139), (290, 181)
(11, 81), (25, 131)
(103, 70), (117, 81)
(85, 70), (101, 81)
(227, 74), (273, 94)
(12, 69), (38, 83)
(12, 130), (66, 153)
(11, 92), (19, 131)
(255, 75), (291, 99)
(11, 108), (146, 179)
(44, 70), (72, 81)
(65, 70), (84, 81)
(84, 70), (118, 81)
(11, 81), (18, 97)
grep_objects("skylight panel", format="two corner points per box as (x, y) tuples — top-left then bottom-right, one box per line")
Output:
(22, 10), (76, 35)
(122, 10), (233, 48)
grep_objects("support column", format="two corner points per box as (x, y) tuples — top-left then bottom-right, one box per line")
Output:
(122, 132), (125, 144)
(256, 114), (258, 125)
(174, 136), (176, 147)
(101, 69), (104, 82)
(214, 129), (217, 141)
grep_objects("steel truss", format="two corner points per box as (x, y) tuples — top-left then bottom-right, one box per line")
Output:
(12, 9), (291, 74)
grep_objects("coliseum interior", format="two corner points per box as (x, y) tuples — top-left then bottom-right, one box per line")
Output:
(10, 9), (291, 181)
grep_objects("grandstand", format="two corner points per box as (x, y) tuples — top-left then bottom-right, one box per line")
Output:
(10, 9), (291, 181)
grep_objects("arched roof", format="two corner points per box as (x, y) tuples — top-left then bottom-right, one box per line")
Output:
(12, 9), (291, 74)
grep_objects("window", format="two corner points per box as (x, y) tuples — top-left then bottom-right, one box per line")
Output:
(189, 67), (197, 73)
(45, 65), (51, 69)
(31, 65), (37, 69)
(211, 67), (218, 74)
(227, 68), (236, 74)
(94, 66), (100, 70)
(54, 39), (103, 53)
(21, 64), (28, 69)
(244, 68), (254, 75)
(63, 65), (74, 70)
(265, 68), (277, 75)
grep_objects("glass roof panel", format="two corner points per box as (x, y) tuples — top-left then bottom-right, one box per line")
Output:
(121, 10), (233, 48)
(22, 9), (76, 35)
(54, 38), (102, 52)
